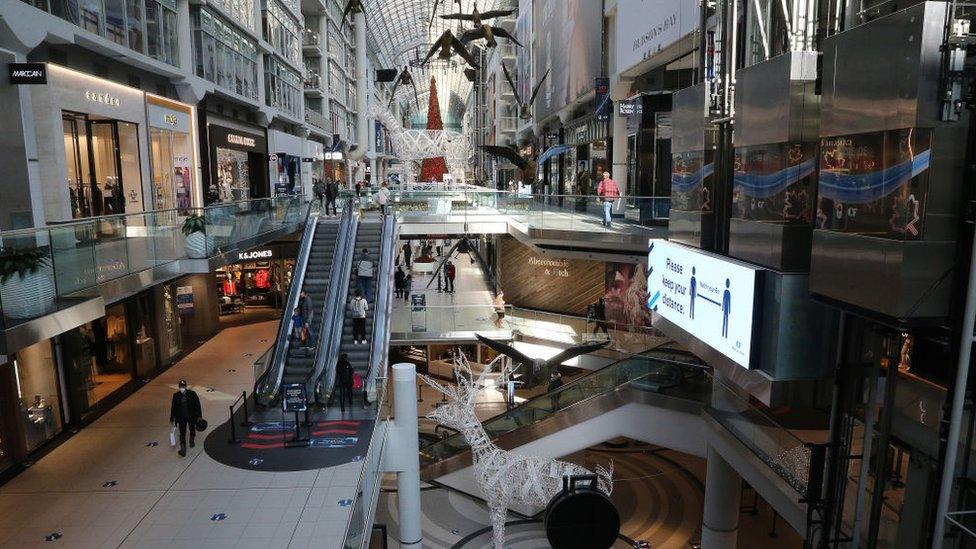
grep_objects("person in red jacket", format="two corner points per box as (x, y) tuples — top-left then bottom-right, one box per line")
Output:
(596, 172), (620, 228)
(445, 261), (457, 293)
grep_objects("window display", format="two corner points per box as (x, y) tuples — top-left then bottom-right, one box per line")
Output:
(62, 304), (134, 420)
(214, 147), (252, 202)
(206, 124), (268, 205)
(216, 256), (295, 314)
(13, 341), (63, 452)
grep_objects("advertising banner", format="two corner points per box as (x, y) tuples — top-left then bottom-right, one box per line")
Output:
(176, 286), (194, 315)
(615, 0), (700, 72)
(646, 240), (760, 367)
(533, 0), (602, 121)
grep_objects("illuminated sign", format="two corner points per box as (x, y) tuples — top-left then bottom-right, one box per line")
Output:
(8, 63), (46, 84)
(647, 239), (760, 368)
(238, 249), (273, 261)
(227, 134), (257, 148)
(85, 90), (121, 106)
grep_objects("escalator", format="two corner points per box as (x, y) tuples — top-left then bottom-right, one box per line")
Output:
(254, 205), (355, 405)
(314, 213), (397, 405)
(281, 220), (339, 385)
(419, 348), (709, 485)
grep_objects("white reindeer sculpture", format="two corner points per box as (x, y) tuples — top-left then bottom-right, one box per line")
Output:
(420, 355), (613, 549)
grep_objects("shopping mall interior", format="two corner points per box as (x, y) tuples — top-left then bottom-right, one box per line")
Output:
(1, 0), (976, 547)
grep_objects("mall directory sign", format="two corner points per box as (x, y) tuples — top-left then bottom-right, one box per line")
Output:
(647, 239), (760, 368)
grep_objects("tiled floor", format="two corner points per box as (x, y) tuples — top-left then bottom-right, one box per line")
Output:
(0, 321), (364, 549)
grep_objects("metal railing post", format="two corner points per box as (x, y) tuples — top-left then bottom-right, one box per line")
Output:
(228, 405), (238, 444)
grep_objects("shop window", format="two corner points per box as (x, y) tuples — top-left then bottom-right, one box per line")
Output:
(62, 304), (133, 419)
(150, 128), (193, 212)
(126, 0), (144, 53)
(214, 148), (252, 202)
(160, 283), (183, 361)
(62, 113), (143, 219)
(79, 0), (102, 34)
(216, 255), (294, 314)
(104, 0), (126, 45)
(13, 341), (63, 452)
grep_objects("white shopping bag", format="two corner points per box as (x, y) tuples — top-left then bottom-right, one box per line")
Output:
(169, 426), (177, 447)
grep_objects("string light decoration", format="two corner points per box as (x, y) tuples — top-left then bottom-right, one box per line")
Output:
(367, 102), (468, 183)
(420, 354), (613, 549)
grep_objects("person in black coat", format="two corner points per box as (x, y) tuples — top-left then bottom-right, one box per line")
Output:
(335, 354), (354, 413)
(170, 379), (202, 457)
(394, 266), (406, 298)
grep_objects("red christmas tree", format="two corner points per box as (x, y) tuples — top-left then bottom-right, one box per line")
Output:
(420, 76), (448, 182)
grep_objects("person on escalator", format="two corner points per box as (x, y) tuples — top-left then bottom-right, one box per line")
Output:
(350, 290), (369, 345)
(298, 290), (313, 326)
(394, 265), (406, 299)
(357, 248), (374, 302)
(326, 178), (340, 216)
(375, 182), (391, 218)
(547, 371), (564, 410)
(335, 353), (354, 413)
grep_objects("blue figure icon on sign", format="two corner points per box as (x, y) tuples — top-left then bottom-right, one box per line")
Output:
(722, 279), (731, 338)
(689, 267), (698, 320)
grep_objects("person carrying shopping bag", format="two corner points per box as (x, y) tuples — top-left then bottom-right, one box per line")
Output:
(170, 379), (202, 457)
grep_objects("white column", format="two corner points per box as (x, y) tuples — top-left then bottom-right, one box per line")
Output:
(702, 446), (742, 549)
(392, 363), (422, 548)
(348, 9), (369, 188)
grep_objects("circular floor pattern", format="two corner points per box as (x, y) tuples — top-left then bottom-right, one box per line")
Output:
(204, 412), (374, 471)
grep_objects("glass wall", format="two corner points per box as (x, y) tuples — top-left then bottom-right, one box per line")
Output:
(265, 58), (302, 118)
(264, 0), (301, 66)
(13, 341), (63, 452)
(192, 7), (260, 99)
(25, 0), (178, 66)
(62, 304), (133, 421)
(62, 113), (141, 218)
(150, 128), (193, 212)
(209, 0), (254, 32)
(215, 148), (253, 201)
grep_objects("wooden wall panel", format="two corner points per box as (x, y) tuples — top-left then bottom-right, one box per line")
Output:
(499, 238), (605, 316)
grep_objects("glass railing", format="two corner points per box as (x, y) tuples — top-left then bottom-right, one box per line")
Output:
(344, 186), (670, 233)
(707, 376), (816, 495)
(0, 196), (308, 329)
(505, 307), (668, 352)
(420, 353), (709, 464)
(341, 375), (391, 549)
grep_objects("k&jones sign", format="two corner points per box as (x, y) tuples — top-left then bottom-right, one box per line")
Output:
(646, 239), (761, 368)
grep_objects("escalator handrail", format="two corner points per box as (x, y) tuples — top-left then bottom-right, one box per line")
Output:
(311, 202), (358, 402)
(253, 202), (319, 405)
(365, 213), (398, 403)
(302, 201), (353, 390)
(420, 350), (705, 459)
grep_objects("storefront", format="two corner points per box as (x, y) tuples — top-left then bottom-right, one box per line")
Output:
(268, 129), (304, 197)
(565, 115), (610, 196)
(215, 243), (297, 315)
(302, 140), (325, 197)
(204, 121), (269, 204)
(146, 94), (199, 213)
(0, 339), (64, 466)
(30, 63), (152, 222)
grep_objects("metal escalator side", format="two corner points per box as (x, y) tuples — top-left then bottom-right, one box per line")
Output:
(365, 213), (397, 402)
(312, 204), (359, 404)
(253, 205), (320, 406)
(419, 348), (709, 480)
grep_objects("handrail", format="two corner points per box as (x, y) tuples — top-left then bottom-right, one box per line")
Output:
(314, 205), (359, 404)
(365, 213), (398, 403)
(253, 202), (319, 406)
(308, 202), (356, 398)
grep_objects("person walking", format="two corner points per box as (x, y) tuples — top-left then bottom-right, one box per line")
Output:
(402, 242), (412, 268)
(313, 177), (326, 206)
(403, 273), (412, 302)
(375, 182), (391, 218)
(596, 172), (621, 228)
(350, 290), (369, 344)
(356, 248), (374, 302)
(445, 261), (457, 293)
(325, 177), (340, 216)
(335, 353), (354, 412)
(493, 291), (506, 328)
(170, 379), (202, 457)
(592, 297), (610, 337)
(394, 265), (406, 299)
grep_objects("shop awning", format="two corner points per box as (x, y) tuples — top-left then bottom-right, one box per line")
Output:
(536, 144), (572, 166)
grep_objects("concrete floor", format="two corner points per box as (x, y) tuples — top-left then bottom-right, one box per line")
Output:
(0, 320), (364, 549)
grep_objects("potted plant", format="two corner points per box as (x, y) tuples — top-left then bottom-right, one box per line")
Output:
(0, 247), (55, 319)
(182, 214), (214, 259)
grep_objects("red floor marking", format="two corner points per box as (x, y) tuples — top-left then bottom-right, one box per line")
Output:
(241, 442), (286, 449)
(310, 429), (358, 436)
(246, 433), (289, 440)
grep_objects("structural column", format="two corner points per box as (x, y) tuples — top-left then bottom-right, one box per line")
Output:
(392, 363), (422, 548)
(702, 445), (742, 549)
(348, 8), (369, 186)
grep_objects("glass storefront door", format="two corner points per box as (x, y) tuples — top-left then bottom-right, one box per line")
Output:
(150, 128), (193, 212)
(62, 113), (142, 219)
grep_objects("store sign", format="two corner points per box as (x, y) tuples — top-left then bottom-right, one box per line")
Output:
(8, 63), (47, 84)
(163, 114), (179, 126)
(176, 286), (194, 314)
(646, 239), (760, 368)
(595, 77), (611, 121)
(282, 383), (307, 412)
(238, 249), (273, 261)
(619, 98), (642, 117)
(227, 134), (257, 148)
(615, 0), (699, 71)
(85, 90), (121, 106)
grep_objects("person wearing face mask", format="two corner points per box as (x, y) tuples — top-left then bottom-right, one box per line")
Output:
(170, 379), (202, 457)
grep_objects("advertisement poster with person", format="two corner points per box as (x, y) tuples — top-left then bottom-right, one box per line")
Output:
(604, 263), (652, 329)
(646, 240), (760, 368)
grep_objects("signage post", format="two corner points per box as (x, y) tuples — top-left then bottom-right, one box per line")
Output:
(282, 383), (309, 446)
(410, 293), (427, 332)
